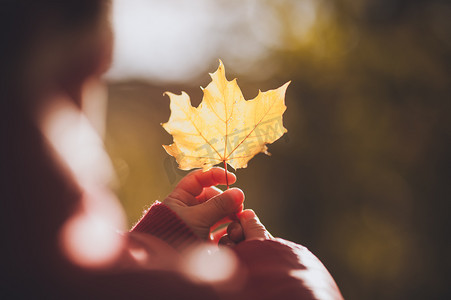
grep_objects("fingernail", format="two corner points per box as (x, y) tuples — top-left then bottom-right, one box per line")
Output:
(230, 226), (241, 238)
(239, 209), (255, 220)
(227, 170), (236, 177)
(227, 188), (244, 205)
(226, 172), (237, 183)
(228, 222), (240, 234)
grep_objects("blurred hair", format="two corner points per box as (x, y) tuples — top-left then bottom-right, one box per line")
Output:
(0, 0), (111, 106)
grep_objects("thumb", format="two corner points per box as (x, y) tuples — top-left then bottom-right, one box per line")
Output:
(193, 188), (244, 227)
(238, 209), (272, 241)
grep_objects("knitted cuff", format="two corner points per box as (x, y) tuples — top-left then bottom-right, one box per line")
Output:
(131, 201), (200, 251)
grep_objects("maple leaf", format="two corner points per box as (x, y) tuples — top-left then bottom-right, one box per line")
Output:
(162, 60), (289, 173)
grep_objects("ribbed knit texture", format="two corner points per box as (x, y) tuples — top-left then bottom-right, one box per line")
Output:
(131, 201), (200, 251)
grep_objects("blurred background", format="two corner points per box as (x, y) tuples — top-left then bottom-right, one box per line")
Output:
(104, 0), (451, 299)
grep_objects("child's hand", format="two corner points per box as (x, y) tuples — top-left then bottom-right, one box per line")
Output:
(219, 209), (273, 246)
(163, 167), (244, 240)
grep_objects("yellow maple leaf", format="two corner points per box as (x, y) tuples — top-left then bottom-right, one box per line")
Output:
(162, 60), (289, 173)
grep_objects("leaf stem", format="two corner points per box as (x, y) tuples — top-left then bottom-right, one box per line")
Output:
(223, 160), (229, 189)
(224, 160), (239, 221)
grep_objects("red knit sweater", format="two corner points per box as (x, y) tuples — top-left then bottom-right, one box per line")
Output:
(131, 201), (201, 251)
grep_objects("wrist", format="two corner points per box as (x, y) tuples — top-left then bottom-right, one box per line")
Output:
(131, 201), (200, 251)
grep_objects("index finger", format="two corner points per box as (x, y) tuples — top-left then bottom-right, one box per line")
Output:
(174, 167), (236, 197)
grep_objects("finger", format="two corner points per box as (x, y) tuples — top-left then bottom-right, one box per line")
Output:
(218, 235), (236, 248)
(165, 186), (223, 208)
(211, 216), (233, 232)
(192, 188), (244, 227)
(173, 167), (236, 197)
(210, 203), (244, 231)
(211, 227), (228, 243)
(196, 186), (222, 203)
(238, 209), (272, 241)
(227, 221), (244, 243)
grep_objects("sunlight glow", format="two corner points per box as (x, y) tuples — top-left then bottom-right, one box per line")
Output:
(183, 244), (238, 283)
(39, 96), (115, 187)
(289, 251), (342, 300)
(61, 212), (124, 268)
(129, 247), (149, 264)
(107, 0), (318, 82)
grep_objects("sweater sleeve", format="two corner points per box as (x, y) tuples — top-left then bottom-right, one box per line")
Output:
(130, 201), (200, 251)
(227, 238), (344, 300)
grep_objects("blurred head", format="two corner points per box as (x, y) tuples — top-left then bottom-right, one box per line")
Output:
(0, 0), (112, 109)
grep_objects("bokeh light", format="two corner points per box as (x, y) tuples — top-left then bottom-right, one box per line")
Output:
(182, 244), (238, 283)
(60, 210), (125, 268)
